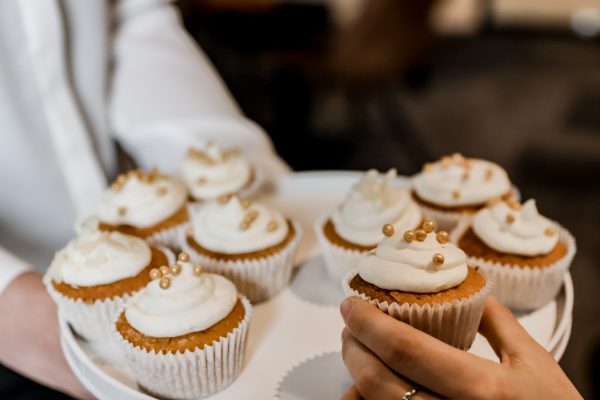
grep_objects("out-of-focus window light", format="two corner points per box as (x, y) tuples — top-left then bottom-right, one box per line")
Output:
(571, 7), (600, 37)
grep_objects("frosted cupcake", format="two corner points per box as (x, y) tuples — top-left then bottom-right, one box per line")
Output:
(316, 169), (422, 283)
(96, 169), (188, 247)
(179, 142), (262, 202)
(453, 198), (576, 310)
(114, 253), (252, 399)
(45, 229), (171, 341)
(343, 220), (492, 350)
(181, 196), (302, 302)
(412, 153), (512, 230)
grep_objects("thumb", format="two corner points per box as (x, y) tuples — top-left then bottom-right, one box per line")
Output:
(478, 295), (538, 362)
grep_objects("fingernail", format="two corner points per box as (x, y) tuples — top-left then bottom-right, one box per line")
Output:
(340, 298), (353, 323)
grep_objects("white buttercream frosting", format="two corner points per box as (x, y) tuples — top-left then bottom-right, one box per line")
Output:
(190, 196), (289, 254)
(50, 230), (152, 287)
(413, 154), (511, 207)
(97, 170), (187, 229)
(472, 199), (559, 256)
(332, 169), (422, 247)
(358, 225), (468, 293)
(125, 265), (238, 338)
(180, 143), (252, 200)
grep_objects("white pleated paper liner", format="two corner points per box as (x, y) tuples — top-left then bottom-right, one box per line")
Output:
(113, 296), (252, 400)
(450, 220), (576, 311)
(313, 214), (369, 286)
(44, 247), (175, 342)
(276, 351), (352, 400)
(181, 221), (303, 303)
(342, 269), (494, 350)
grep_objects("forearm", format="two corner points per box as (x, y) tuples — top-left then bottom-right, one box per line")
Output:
(0, 272), (92, 399)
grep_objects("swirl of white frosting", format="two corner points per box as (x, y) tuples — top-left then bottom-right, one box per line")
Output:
(358, 229), (468, 293)
(125, 268), (238, 338)
(332, 169), (422, 246)
(472, 199), (559, 256)
(97, 173), (187, 228)
(413, 155), (511, 207)
(179, 143), (252, 200)
(50, 230), (151, 286)
(191, 197), (288, 254)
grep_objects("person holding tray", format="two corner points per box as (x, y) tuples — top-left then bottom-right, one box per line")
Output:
(0, 1), (286, 398)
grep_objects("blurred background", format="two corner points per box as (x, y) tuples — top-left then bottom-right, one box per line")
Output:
(177, 0), (600, 397)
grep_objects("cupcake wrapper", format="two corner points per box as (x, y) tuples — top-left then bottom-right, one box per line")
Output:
(113, 296), (252, 400)
(451, 221), (576, 310)
(342, 270), (494, 350)
(44, 247), (175, 342)
(180, 221), (303, 303)
(314, 215), (368, 285)
(145, 217), (188, 251)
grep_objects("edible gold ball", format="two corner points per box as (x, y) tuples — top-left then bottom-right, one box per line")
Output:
(436, 231), (449, 244)
(193, 264), (204, 276)
(170, 263), (182, 276)
(159, 276), (171, 290)
(422, 220), (436, 233)
(403, 230), (415, 242)
(452, 190), (461, 199)
(506, 214), (515, 224)
(432, 253), (444, 265)
(382, 224), (395, 237)
(545, 227), (555, 236)
(178, 252), (190, 262)
(159, 265), (170, 276)
(415, 229), (427, 241)
(149, 268), (161, 280)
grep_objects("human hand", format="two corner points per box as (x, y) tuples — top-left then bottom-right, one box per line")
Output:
(340, 295), (582, 400)
(0, 272), (93, 399)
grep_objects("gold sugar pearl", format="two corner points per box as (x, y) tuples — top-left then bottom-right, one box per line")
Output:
(485, 168), (494, 180)
(382, 224), (395, 237)
(193, 264), (204, 276)
(140, 174), (150, 183)
(452, 152), (464, 162)
(267, 220), (278, 232)
(186, 227), (194, 237)
(508, 200), (522, 211)
(217, 194), (232, 204)
(432, 253), (445, 265)
(506, 214), (515, 224)
(156, 186), (167, 196)
(436, 231), (449, 244)
(441, 156), (452, 167)
(403, 230), (415, 242)
(452, 190), (461, 199)
(178, 252), (190, 262)
(463, 158), (473, 168)
(241, 199), (252, 209)
(545, 227), (555, 236)
(239, 220), (250, 230)
(423, 163), (434, 172)
(149, 268), (162, 280)
(170, 263), (182, 276)
(159, 265), (171, 276)
(487, 198), (501, 208)
(196, 176), (207, 185)
(159, 276), (171, 290)
(462, 170), (470, 181)
(422, 220), (436, 233)
(415, 229), (427, 241)
(118, 206), (127, 216)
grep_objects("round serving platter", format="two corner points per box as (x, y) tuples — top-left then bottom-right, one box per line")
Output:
(59, 171), (574, 400)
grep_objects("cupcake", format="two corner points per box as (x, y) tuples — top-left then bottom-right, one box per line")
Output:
(452, 198), (576, 310)
(44, 228), (171, 341)
(412, 153), (512, 230)
(96, 168), (188, 247)
(181, 195), (302, 302)
(342, 220), (492, 350)
(316, 169), (422, 283)
(114, 253), (252, 399)
(179, 142), (262, 202)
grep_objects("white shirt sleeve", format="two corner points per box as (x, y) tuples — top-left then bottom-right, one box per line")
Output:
(0, 247), (32, 295)
(109, 0), (290, 179)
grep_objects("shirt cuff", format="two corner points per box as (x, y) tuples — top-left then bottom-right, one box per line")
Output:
(0, 247), (33, 295)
